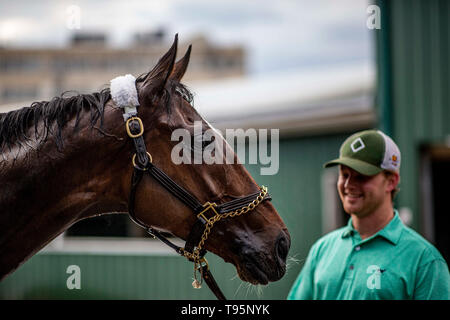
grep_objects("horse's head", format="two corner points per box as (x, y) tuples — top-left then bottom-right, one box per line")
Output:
(117, 35), (290, 285)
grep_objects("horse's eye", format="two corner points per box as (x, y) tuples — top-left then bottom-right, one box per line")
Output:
(186, 115), (195, 124)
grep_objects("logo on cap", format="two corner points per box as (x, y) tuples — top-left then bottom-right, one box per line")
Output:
(350, 138), (365, 153)
(391, 154), (398, 167)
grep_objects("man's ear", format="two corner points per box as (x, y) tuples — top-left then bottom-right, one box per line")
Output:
(385, 171), (400, 193)
(138, 34), (178, 102)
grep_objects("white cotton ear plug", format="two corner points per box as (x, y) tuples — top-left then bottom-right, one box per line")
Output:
(110, 74), (140, 121)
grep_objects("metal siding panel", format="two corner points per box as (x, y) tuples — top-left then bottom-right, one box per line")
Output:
(391, 0), (449, 143)
(413, 0), (426, 140)
(429, 0), (443, 140)
(440, 0), (450, 136)
(390, 0), (416, 224)
(379, 0), (449, 232)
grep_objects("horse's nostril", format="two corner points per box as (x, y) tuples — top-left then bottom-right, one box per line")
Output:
(276, 233), (290, 263)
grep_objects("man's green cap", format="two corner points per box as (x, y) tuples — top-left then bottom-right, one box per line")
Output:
(324, 130), (401, 176)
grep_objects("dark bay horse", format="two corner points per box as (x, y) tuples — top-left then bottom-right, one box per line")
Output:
(0, 35), (290, 294)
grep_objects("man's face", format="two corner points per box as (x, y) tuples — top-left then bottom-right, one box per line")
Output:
(337, 165), (396, 217)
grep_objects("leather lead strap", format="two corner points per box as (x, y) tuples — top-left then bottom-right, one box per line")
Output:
(202, 266), (226, 300)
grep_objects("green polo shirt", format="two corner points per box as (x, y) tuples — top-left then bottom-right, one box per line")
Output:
(287, 210), (450, 300)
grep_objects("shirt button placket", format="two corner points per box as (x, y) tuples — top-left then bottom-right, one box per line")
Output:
(346, 245), (360, 279)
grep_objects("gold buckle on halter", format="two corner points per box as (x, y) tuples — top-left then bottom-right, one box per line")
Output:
(197, 202), (219, 224)
(126, 117), (144, 138)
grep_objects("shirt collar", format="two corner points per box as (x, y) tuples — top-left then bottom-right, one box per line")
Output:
(341, 210), (403, 245)
(341, 219), (356, 239)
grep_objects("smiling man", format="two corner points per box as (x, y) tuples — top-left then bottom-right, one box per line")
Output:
(288, 130), (449, 300)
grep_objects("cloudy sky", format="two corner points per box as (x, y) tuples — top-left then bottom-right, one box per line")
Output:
(0, 0), (373, 74)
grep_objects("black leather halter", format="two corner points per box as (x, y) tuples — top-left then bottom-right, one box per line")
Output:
(124, 117), (271, 300)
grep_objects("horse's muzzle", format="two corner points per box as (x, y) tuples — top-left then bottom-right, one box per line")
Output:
(237, 230), (291, 285)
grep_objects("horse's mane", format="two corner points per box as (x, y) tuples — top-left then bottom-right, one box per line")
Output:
(0, 88), (111, 154)
(0, 77), (194, 155)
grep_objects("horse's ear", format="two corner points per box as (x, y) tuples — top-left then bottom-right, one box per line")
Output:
(170, 44), (191, 82)
(139, 34), (178, 97)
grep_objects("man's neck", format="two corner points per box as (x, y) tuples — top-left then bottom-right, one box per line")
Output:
(351, 202), (395, 240)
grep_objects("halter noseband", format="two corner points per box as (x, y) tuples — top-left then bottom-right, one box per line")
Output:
(110, 75), (271, 300)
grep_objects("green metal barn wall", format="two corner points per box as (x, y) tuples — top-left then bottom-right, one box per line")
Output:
(376, 0), (450, 230)
(0, 133), (351, 299)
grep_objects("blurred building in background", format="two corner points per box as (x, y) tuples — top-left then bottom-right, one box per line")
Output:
(0, 30), (244, 107)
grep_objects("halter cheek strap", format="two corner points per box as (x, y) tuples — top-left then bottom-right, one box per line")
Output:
(110, 74), (149, 169)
